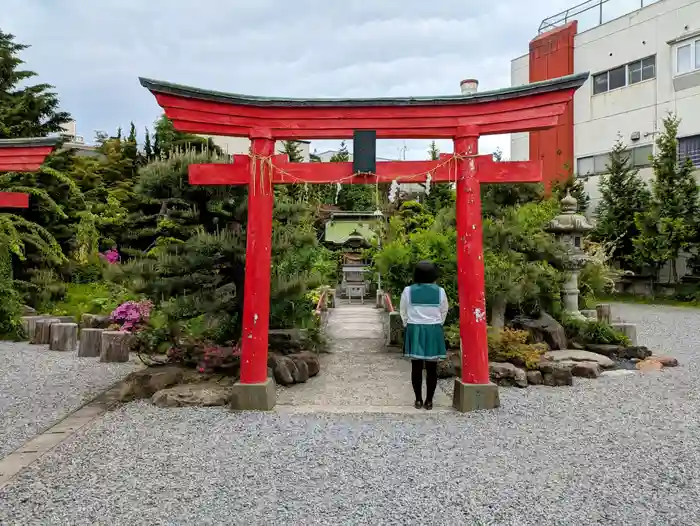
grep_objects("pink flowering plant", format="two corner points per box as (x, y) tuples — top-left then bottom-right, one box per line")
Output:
(109, 299), (154, 332)
(101, 248), (120, 264)
(164, 339), (241, 374)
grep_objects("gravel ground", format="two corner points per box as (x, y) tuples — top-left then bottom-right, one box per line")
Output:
(2, 304), (700, 525)
(0, 342), (141, 458)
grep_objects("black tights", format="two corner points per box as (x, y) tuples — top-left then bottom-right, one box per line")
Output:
(411, 360), (437, 404)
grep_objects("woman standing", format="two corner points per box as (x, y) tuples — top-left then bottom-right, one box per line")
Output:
(399, 260), (449, 410)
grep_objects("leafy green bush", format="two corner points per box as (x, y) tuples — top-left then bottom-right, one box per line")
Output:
(48, 281), (137, 319)
(487, 327), (547, 370)
(561, 316), (630, 346)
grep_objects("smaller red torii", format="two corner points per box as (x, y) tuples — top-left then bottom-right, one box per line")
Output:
(0, 138), (60, 208)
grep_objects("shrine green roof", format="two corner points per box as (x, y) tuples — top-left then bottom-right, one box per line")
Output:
(0, 137), (61, 148)
(139, 72), (589, 108)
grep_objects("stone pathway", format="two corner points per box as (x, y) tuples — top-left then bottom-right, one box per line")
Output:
(276, 302), (452, 412)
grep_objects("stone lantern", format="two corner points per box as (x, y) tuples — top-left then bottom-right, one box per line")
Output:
(546, 191), (594, 319)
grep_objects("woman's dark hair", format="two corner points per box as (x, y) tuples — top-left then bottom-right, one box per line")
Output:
(413, 260), (438, 284)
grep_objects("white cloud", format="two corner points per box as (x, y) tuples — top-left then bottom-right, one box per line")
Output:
(4, 0), (576, 159)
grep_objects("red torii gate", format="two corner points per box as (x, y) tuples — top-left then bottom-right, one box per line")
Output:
(140, 72), (588, 412)
(0, 138), (60, 208)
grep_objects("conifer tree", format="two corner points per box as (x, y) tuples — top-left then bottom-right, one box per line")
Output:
(634, 114), (700, 282)
(0, 31), (70, 138)
(593, 139), (650, 270)
(423, 140), (454, 214)
(333, 141), (374, 210)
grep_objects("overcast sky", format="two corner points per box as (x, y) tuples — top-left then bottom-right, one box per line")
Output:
(3, 0), (654, 160)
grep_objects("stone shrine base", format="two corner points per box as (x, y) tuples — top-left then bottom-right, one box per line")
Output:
(230, 378), (276, 411)
(452, 379), (500, 412)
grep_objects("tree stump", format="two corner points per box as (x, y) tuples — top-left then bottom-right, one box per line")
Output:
(596, 304), (612, 324)
(78, 328), (104, 358)
(100, 331), (132, 363)
(21, 316), (48, 341)
(50, 323), (79, 352)
(31, 318), (61, 345)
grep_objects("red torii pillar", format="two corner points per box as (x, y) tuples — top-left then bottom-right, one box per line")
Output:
(140, 72), (588, 411)
(0, 138), (60, 208)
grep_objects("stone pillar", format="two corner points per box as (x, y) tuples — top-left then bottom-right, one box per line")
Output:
(562, 270), (583, 319)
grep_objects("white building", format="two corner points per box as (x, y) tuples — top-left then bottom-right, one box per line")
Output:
(510, 0), (700, 213)
(203, 136), (311, 161)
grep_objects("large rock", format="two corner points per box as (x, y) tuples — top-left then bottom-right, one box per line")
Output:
(584, 344), (625, 359)
(621, 346), (652, 360)
(437, 350), (460, 379)
(22, 305), (37, 315)
(650, 355), (679, 367)
(268, 354), (297, 386)
(268, 329), (312, 354)
(511, 312), (567, 350)
(539, 362), (574, 386)
(569, 361), (602, 378)
(81, 313), (112, 329)
(489, 362), (527, 388)
(526, 370), (543, 385)
(118, 366), (185, 402)
(151, 383), (233, 407)
(543, 349), (615, 369)
(289, 351), (320, 377)
(636, 359), (663, 372)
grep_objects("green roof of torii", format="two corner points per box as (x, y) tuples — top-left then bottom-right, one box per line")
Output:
(0, 137), (61, 148)
(139, 72), (589, 108)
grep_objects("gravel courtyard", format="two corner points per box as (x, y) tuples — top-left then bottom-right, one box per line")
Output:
(0, 342), (140, 458)
(1, 303), (700, 525)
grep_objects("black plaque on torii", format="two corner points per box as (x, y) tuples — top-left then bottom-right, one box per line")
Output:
(352, 130), (376, 174)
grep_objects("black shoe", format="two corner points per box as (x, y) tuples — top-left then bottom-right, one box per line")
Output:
(424, 401), (433, 410)
(414, 400), (423, 409)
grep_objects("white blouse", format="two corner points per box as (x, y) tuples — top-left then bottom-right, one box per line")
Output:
(399, 285), (449, 326)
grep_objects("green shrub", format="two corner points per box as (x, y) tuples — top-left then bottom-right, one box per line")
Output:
(49, 281), (137, 319)
(487, 327), (547, 370)
(561, 316), (630, 346)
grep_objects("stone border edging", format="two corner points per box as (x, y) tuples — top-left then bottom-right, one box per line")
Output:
(0, 382), (125, 490)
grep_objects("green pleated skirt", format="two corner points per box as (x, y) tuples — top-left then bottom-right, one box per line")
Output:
(403, 323), (446, 361)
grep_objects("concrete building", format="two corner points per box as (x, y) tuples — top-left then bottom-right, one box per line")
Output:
(510, 0), (700, 212)
(58, 121), (99, 157)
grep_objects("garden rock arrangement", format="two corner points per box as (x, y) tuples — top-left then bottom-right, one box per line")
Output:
(117, 348), (322, 408)
(436, 312), (680, 388)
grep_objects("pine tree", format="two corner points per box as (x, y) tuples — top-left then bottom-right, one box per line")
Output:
(593, 139), (650, 270)
(634, 114), (700, 282)
(123, 122), (138, 165)
(144, 128), (153, 160)
(281, 141), (304, 162)
(481, 148), (542, 218)
(152, 115), (221, 155)
(332, 141), (374, 210)
(551, 174), (590, 213)
(0, 31), (71, 138)
(423, 140), (454, 214)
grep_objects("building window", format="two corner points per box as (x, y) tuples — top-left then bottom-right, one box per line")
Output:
(593, 56), (656, 94)
(576, 144), (653, 176)
(679, 135), (700, 167)
(675, 39), (700, 75)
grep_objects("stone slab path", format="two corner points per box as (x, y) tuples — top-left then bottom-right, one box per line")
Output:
(276, 303), (452, 412)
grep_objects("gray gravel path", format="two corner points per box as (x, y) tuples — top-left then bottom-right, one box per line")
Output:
(0, 342), (140, 459)
(2, 304), (700, 525)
